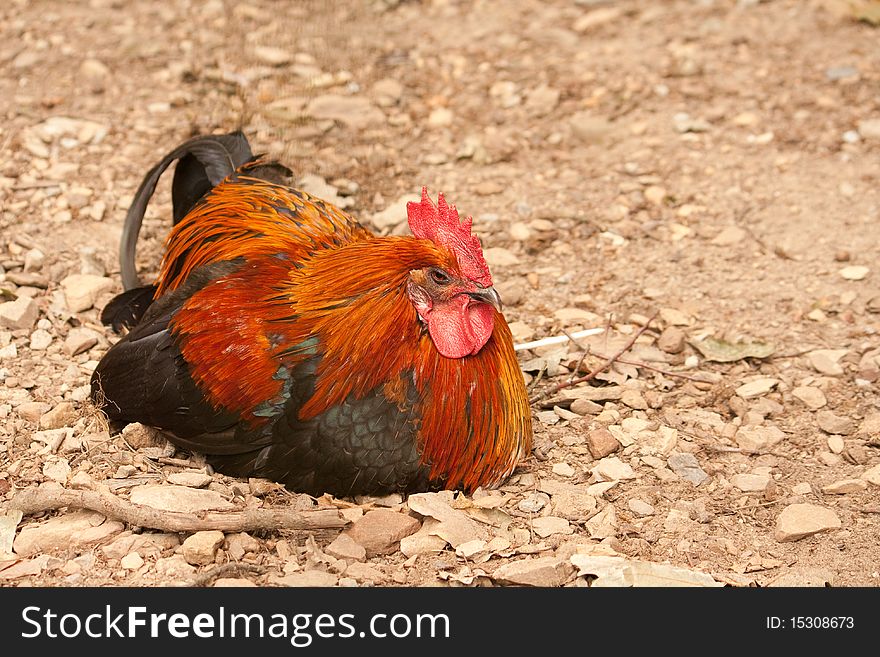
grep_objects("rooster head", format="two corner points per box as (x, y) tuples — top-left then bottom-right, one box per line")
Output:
(406, 188), (501, 359)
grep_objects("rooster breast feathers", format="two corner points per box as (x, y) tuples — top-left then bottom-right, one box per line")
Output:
(91, 133), (532, 497)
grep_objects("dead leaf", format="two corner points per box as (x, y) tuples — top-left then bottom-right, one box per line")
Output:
(691, 337), (775, 362)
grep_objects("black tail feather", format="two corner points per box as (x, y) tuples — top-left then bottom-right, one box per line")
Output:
(120, 131), (254, 290)
(99, 284), (158, 333)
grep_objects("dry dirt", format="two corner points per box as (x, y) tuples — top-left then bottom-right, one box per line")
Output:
(1, 0), (879, 588)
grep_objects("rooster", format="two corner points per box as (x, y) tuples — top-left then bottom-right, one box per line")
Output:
(91, 131), (532, 497)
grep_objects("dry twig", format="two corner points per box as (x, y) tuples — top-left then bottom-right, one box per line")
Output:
(528, 312), (659, 405)
(2, 487), (348, 533)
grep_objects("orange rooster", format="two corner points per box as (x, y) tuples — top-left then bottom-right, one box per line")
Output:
(91, 131), (532, 496)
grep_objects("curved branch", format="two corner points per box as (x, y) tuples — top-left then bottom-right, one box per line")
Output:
(2, 487), (348, 533)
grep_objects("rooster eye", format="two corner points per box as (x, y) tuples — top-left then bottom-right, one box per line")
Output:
(429, 268), (451, 285)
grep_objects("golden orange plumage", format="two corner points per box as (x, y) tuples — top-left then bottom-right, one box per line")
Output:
(92, 133), (532, 496)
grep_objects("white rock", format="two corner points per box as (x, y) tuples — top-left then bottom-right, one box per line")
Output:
(807, 349), (848, 376)
(120, 552), (144, 570)
(593, 456), (637, 481)
(407, 492), (486, 547)
(735, 378), (779, 399)
(29, 329), (53, 350)
(64, 327), (100, 355)
(552, 462), (575, 477)
(42, 457), (71, 483)
(61, 274), (114, 313)
(13, 510), (124, 556)
(861, 464), (880, 486)
(858, 118), (880, 140)
(483, 247), (519, 267)
(368, 193), (412, 231)
(821, 479), (868, 495)
(305, 94), (384, 130)
(253, 45), (293, 66)
(775, 504), (841, 542)
(182, 530), (225, 566)
(731, 473), (771, 492)
(791, 386), (826, 410)
(427, 107), (454, 127)
(492, 557), (574, 587)
(129, 485), (234, 513)
(532, 516), (573, 538)
(0, 297), (39, 330)
(839, 266), (869, 281)
(735, 425), (785, 453)
(628, 499), (655, 516)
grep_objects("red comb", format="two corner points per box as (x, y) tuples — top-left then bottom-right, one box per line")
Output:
(407, 187), (492, 287)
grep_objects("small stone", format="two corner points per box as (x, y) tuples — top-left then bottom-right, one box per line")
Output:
(659, 307), (691, 326)
(586, 427), (620, 458)
(552, 462), (575, 477)
(531, 516), (573, 538)
(427, 107), (454, 127)
(859, 413), (880, 439)
(154, 555), (197, 580)
(571, 398), (603, 416)
(821, 479), (868, 495)
(121, 422), (165, 449)
(857, 118), (880, 141)
(816, 411), (854, 436)
(506, 321), (534, 343)
(166, 472), (213, 488)
(399, 528), (448, 558)
(525, 85), (560, 117)
(61, 274), (114, 313)
(628, 499), (655, 516)
(735, 425), (786, 453)
(620, 390), (648, 410)
(839, 266), (869, 281)
(518, 492), (549, 513)
(182, 530), (225, 566)
(42, 457), (71, 483)
(13, 510), (124, 556)
(735, 378), (778, 399)
(0, 297), (39, 330)
(346, 509), (420, 557)
(509, 222), (532, 241)
(38, 401), (77, 430)
(492, 556), (574, 587)
(667, 452), (709, 486)
(325, 533), (366, 562)
(657, 327), (686, 354)
(593, 456), (637, 481)
(554, 307), (599, 325)
(552, 490), (597, 518)
(129, 485), (234, 513)
(305, 94), (384, 130)
(482, 247), (518, 267)
(791, 386), (827, 410)
(29, 329), (53, 351)
(64, 327), (100, 355)
(774, 504), (841, 542)
(807, 349), (848, 376)
(731, 473), (771, 492)
(569, 112), (613, 143)
(643, 185), (667, 206)
(345, 561), (385, 583)
(253, 45), (293, 66)
(120, 552), (144, 570)
(827, 435), (845, 454)
(861, 464), (880, 486)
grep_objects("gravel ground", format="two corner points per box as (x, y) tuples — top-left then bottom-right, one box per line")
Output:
(1, 0), (879, 587)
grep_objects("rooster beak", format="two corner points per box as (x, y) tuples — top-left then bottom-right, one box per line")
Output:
(467, 286), (502, 312)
